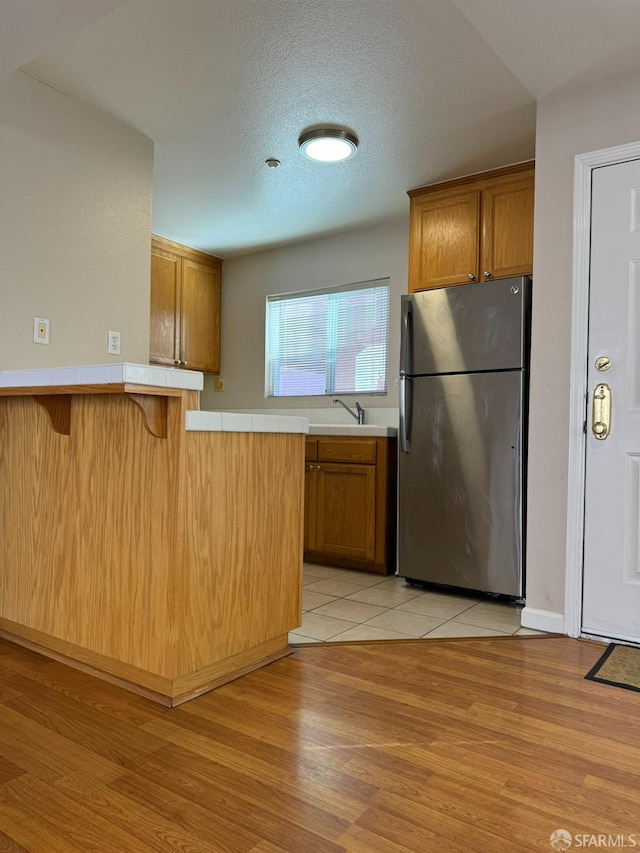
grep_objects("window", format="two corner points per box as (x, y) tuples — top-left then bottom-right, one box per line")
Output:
(265, 279), (390, 398)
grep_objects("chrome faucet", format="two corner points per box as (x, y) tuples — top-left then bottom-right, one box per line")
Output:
(333, 398), (365, 425)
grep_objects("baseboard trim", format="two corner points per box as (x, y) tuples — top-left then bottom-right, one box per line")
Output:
(0, 623), (294, 707)
(170, 635), (293, 705)
(521, 607), (565, 634)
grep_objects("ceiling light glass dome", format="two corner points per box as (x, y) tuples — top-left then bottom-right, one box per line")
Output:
(298, 128), (359, 163)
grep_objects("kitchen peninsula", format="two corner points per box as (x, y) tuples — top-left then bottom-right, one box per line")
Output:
(0, 364), (306, 706)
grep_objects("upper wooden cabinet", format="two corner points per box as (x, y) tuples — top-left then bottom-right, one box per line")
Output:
(150, 236), (222, 374)
(408, 162), (534, 292)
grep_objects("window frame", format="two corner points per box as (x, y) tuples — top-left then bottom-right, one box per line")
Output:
(265, 278), (390, 399)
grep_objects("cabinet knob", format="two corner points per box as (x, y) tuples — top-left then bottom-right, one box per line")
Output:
(467, 274), (475, 281)
(316, 465), (321, 471)
(174, 359), (181, 365)
(483, 270), (491, 278)
(308, 464), (314, 471)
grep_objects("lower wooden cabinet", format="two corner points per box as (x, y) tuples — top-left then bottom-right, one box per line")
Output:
(304, 435), (396, 574)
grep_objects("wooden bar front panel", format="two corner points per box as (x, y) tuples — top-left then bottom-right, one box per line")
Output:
(0, 393), (176, 675)
(177, 431), (303, 676)
(0, 390), (304, 700)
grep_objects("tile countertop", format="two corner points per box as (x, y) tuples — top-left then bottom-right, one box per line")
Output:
(185, 414), (397, 436)
(218, 406), (398, 437)
(0, 366), (396, 436)
(308, 424), (397, 437)
(0, 363), (204, 391)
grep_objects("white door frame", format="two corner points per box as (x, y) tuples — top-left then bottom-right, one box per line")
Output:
(565, 140), (640, 638)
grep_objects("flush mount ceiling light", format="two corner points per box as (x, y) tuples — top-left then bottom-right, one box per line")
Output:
(298, 128), (359, 163)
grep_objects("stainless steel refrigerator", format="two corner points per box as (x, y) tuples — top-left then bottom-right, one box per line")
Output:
(398, 277), (531, 598)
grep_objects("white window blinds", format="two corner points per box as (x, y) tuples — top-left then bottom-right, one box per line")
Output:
(265, 279), (390, 398)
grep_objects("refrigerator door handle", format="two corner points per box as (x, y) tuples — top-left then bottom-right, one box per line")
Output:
(399, 297), (413, 454)
(400, 297), (413, 377)
(399, 375), (412, 453)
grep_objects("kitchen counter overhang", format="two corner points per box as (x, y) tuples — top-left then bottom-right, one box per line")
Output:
(0, 366), (306, 706)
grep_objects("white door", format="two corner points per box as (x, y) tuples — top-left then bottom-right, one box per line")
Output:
(582, 158), (640, 642)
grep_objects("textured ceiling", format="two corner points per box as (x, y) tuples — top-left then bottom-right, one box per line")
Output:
(11, 0), (640, 257)
(0, 0), (125, 76)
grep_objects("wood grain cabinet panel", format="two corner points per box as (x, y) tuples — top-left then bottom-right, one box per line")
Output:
(481, 176), (535, 280)
(315, 463), (376, 562)
(181, 257), (222, 373)
(150, 236), (222, 374)
(408, 161), (534, 292)
(409, 190), (480, 290)
(304, 461), (317, 554)
(317, 437), (377, 464)
(149, 247), (181, 366)
(304, 435), (396, 574)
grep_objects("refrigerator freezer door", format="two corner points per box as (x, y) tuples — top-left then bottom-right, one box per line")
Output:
(403, 277), (530, 376)
(398, 371), (524, 596)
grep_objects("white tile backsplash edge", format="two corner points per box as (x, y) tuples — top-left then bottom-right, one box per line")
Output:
(308, 424), (397, 437)
(186, 410), (309, 434)
(0, 363), (204, 392)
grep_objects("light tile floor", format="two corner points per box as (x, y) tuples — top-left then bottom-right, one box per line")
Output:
(289, 563), (544, 644)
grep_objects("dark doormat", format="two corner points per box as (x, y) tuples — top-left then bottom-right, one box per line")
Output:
(585, 643), (640, 692)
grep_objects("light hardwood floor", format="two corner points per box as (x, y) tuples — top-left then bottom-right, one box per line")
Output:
(0, 634), (636, 852)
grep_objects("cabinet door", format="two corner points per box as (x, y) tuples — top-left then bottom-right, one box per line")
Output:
(315, 463), (376, 561)
(304, 464), (317, 553)
(150, 248), (181, 366)
(180, 258), (221, 373)
(481, 176), (534, 280)
(409, 189), (480, 291)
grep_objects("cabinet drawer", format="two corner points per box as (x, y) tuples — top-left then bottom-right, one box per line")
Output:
(305, 437), (318, 462)
(317, 438), (377, 464)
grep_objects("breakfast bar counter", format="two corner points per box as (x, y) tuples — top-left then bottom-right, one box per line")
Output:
(0, 364), (307, 705)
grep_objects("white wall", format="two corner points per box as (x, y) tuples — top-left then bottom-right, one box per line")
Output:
(526, 70), (640, 616)
(0, 71), (153, 369)
(201, 217), (409, 411)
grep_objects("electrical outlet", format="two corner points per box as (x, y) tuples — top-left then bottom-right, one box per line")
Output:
(33, 317), (49, 345)
(107, 330), (121, 355)
(214, 378), (225, 392)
